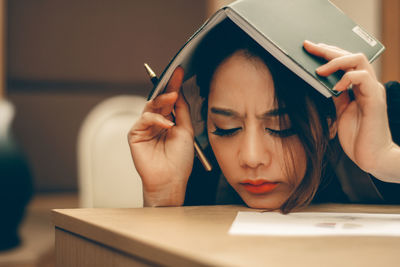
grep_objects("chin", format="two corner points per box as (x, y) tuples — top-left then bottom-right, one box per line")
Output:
(241, 194), (286, 211)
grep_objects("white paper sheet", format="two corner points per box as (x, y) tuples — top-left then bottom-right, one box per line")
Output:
(229, 211), (400, 236)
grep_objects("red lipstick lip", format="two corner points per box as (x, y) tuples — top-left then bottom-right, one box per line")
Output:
(240, 179), (279, 194)
(241, 179), (276, 185)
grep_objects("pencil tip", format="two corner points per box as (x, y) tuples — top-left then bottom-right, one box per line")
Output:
(144, 63), (156, 79)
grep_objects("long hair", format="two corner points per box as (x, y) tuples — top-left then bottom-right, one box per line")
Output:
(194, 19), (337, 213)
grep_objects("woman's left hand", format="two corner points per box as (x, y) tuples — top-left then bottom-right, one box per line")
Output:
(303, 40), (400, 182)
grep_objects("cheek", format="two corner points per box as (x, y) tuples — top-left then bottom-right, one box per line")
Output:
(284, 137), (307, 184)
(208, 134), (238, 174)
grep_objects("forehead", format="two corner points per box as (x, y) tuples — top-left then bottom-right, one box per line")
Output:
(208, 51), (276, 111)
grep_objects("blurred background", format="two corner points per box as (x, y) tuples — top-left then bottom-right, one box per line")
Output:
(0, 0), (399, 266)
(5, 0), (400, 195)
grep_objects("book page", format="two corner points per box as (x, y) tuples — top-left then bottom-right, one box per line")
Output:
(229, 211), (400, 236)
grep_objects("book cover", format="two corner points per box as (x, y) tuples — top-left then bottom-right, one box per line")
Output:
(148, 0), (384, 100)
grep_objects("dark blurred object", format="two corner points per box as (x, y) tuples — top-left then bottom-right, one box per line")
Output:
(0, 99), (33, 251)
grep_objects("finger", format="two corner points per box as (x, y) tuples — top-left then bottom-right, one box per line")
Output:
(158, 93), (178, 117)
(333, 70), (376, 98)
(165, 66), (184, 94)
(131, 112), (174, 133)
(316, 53), (373, 77)
(128, 112), (174, 144)
(175, 90), (194, 135)
(303, 40), (349, 61)
(143, 91), (178, 115)
(153, 91), (178, 116)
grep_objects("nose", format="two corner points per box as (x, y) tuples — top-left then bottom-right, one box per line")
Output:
(238, 127), (271, 169)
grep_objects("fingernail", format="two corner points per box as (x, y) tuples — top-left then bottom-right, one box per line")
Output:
(167, 121), (175, 126)
(332, 84), (340, 92)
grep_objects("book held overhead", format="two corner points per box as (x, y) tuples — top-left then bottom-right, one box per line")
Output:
(148, 0), (384, 100)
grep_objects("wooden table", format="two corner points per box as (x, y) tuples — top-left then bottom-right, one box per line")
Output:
(52, 204), (400, 267)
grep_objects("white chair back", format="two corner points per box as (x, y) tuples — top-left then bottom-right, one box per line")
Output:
(78, 95), (146, 208)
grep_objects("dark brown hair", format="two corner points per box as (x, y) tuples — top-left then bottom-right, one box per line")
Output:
(194, 19), (337, 213)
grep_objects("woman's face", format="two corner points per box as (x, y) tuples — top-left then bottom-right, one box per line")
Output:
(207, 51), (307, 210)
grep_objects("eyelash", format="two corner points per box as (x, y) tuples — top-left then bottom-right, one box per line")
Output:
(212, 127), (241, 137)
(267, 128), (295, 138)
(211, 126), (295, 138)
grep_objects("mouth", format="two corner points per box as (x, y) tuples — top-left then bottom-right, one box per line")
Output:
(240, 179), (279, 194)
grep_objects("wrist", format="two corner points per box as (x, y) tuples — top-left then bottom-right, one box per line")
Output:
(143, 181), (187, 207)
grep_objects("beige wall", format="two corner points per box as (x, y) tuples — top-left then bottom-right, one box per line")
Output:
(207, 0), (233, 16)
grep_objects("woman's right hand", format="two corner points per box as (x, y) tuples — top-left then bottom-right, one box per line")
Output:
(128, 67), (195, 206)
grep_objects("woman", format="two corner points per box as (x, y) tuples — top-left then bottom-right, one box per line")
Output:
(128, 20), (400, 213)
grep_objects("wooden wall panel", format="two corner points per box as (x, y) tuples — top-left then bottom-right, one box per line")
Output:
(0, 0), (5, 99)
(7, 1), (207, 192)
(382, 0), (400, 83)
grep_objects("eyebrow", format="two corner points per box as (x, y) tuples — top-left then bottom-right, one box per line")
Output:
(210, 107), (287, 119)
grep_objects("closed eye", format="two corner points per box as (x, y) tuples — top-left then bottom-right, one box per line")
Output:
(211, 126), (295, 138)
(266, 128), (295, 138)
(211, 126), (241, 137)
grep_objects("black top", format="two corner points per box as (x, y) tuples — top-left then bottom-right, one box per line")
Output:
(184, 81), (400, 206)
(369, 81), (400, 204)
